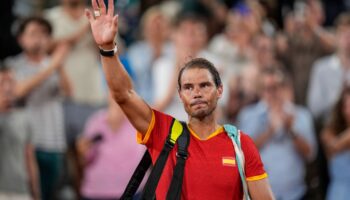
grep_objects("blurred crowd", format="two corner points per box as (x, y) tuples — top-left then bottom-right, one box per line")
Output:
(1, 0), (350, 200)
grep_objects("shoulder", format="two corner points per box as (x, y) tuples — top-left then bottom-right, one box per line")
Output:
(312, 54), (336, 71)
(4, 54), (24, 68)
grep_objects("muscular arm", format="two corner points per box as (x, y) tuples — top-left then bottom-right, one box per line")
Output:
(247, 178), (275, 200)
(86, 0), (152, 135)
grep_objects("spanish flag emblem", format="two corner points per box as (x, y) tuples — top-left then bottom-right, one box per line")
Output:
(222, 157), (236, 167)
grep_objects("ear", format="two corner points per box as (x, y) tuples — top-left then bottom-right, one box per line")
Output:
(217, 84), (223, 99)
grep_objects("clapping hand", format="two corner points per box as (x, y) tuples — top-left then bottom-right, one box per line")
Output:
(85, 0), (118, 49)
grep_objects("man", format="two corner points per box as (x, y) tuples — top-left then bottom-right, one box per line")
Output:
(0, 65), (39, 200)
(5, 16), (70, 200)
(238, 68), (316, 200)
(85, 0), (274, 199)
(307, 12), (350, 123)
(45, 0), (106, 145)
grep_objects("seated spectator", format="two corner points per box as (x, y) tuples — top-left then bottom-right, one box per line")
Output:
(321, 87), (350, 200)
(0, 65), (39, 200)
(77, 93), (146, 200)
(238, 68), (317, 200)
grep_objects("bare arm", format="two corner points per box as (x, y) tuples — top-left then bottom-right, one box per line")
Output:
(247, 178), (275, 200)
(14, 44), (69, 99)
(322, 128), (350, 158)
(85, 0), (151, 134)
(58, 67), (72, 97)
(25, 144), (40, 200)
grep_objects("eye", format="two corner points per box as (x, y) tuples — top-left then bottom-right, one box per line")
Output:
(200, 82), (211, 89)
(183, 84), (193, 91)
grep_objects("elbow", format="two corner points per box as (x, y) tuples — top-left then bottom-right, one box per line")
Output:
(111, 89), (133, 104)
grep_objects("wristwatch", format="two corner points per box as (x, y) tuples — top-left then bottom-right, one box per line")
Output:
(99, 44), (118, 57)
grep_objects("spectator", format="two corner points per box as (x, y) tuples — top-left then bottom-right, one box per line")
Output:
(308, 12), (350, 123)
(0, 65), (40, 200)
(5, 16), (70, 200)
(276, 0), (334, 105)
(321, 87), (350, 200)
(152, 12), (221, 121)
(238, 68), (317, 200)
(127, 5), (172, 104)
(45, 0), (107, 144)
(77, 93), (146, 200)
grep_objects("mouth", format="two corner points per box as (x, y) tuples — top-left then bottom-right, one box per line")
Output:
(190, 100), (207, 107)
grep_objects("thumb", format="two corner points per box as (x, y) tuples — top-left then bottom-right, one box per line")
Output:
(85, 9), (94, 23)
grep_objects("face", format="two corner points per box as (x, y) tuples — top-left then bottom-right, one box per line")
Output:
(18, 22), (51, 55)
(261, 74), (283, 104)
(143, 12), (168, 43)
(179, 68), (222, 119)
(174, 20), (207, 56)
(254, 36), (274, 66)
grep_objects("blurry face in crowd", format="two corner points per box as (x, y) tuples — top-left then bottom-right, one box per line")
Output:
(18, 22), (51, 56)
(337, 25), (350, 55)
(179, 68), (222, 119)
(261, 73), (283, 105)
(143, 12), (168, 44)
(342, 93), (350, 124)
(174, 20), (207, 56)
(254, 35), (274, 67)
(226, 12), (252, 43)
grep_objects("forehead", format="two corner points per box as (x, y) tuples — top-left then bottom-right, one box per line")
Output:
(180, 68), (214, 85)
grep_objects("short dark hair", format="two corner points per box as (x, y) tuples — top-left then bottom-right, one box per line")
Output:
(172, 12), (207, 29)
(335, 12), (350, 30)
(16, 16), (52, 37)
(178, 58), (222, 90)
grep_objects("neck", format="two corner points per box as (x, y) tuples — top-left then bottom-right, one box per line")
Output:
(25, 53), (44, 63)
(188, 114), (220, 140)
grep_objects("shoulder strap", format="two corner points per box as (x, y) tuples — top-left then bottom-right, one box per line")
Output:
(142, 119), (183, 200)
(120, 151), (152, 200)
(166, 121), (190, 200)
(121, 119), (183, 200)
(224, 124), (251, 200)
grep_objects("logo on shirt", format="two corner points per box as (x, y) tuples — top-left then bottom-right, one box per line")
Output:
(222, 157), (236, 167)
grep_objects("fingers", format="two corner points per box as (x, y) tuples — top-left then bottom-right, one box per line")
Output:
(107, 0), (114, 16)
(97, 0), (106, 15)
(85, 9), (93, 22)
(91, 0), (99, 11)
(113, 15), (118, 27)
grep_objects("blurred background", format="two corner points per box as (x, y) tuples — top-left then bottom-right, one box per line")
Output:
(1, 0), (350, 200)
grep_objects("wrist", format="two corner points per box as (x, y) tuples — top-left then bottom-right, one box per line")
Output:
(100, 43), (115, 50)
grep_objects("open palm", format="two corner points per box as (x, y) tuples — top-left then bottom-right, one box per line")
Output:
(86, 0), (118, 46)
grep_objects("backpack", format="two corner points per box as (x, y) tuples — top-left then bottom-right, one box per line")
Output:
(120, 120), (250, 200)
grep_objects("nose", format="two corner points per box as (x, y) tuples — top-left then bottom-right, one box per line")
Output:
(193, 86), (202, 98)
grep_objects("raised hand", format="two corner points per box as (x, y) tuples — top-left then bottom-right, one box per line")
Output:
(85, 0), (118, 48)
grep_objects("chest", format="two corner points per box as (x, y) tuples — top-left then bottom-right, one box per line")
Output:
(156, 136), (243, 199)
